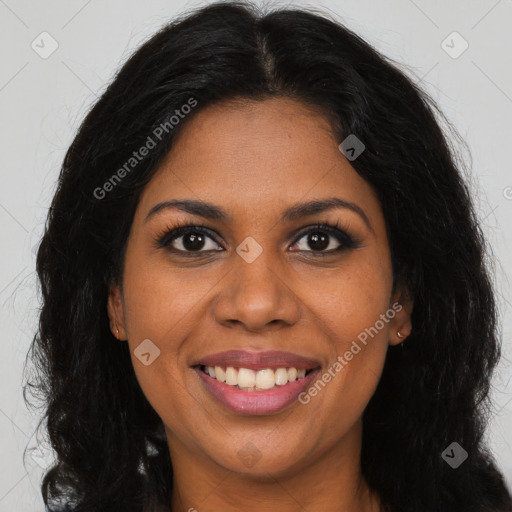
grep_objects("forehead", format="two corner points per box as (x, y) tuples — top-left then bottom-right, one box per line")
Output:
(135, 97), (382, 227)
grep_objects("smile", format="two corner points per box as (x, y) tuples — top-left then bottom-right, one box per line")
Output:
(191, 350), (321, 415)
(199, 364), (315, 390)
(191, 349), (322, 414)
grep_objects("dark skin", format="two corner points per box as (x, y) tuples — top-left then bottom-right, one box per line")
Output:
(108, 97), (412, 512)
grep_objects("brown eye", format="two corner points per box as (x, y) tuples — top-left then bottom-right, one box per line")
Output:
(290, 223), (360, 254)
(156, 226), (223, 253)
(296, 231), (336, 252)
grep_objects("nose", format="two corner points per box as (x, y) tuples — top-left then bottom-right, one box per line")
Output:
(211, 250), (302, 333)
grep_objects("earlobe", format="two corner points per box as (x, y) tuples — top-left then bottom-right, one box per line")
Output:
(390, 322), (412, 347)
(107, 283), (127, 341)
(389, 286), (413, 346)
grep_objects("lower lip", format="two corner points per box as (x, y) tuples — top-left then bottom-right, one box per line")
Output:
(194, 367), (321, 415)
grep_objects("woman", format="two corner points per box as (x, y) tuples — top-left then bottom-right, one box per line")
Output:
(25, 1), (512, 511)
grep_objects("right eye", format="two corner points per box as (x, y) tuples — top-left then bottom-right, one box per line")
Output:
(154, 224), (224, 254)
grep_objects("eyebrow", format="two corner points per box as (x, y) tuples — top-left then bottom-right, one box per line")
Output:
(145, 197), (374, 233)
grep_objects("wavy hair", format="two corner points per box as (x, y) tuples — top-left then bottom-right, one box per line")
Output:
(24, 2), (512, 511)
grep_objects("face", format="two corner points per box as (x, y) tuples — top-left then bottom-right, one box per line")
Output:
(108, 97), (412, 479)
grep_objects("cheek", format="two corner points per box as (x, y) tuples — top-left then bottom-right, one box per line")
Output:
(300, 255), (392, 348)
(122, 248), (207, 342)
(295, 257), (392, 416)
(132, 356), (198, 449)
(119, 251), (200, 417)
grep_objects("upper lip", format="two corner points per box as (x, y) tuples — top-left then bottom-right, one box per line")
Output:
(191, 350), (321, 371)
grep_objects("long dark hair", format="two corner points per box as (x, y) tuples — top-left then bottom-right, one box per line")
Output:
(24, 2), (512, 511)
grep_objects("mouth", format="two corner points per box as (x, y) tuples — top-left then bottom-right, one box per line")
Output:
(196, 364), (318, 391)
(190, 350), (322, 415)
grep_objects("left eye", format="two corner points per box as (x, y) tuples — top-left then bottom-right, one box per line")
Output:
(289, 223), (359, 254)
(292, 231), (342, 252)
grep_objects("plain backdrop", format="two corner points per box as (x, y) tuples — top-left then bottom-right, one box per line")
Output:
(0, 0), (511, 510)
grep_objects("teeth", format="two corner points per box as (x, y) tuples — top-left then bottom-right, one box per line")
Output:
(255, 369), (275, 390)
(225, 366), (238, 386)
(238, 367), (255, 388)
(275, 368), (288, 385)
(203, 365), (312, 390)
(214, 366), (226, 383)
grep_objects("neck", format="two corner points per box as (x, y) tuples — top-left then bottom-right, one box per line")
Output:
(166, 420), (380, 512)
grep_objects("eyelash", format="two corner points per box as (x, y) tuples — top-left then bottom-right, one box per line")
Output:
(153, 220), (361, 257)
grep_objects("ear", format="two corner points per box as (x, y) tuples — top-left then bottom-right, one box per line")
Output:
(387, 285), (413, 346)
(107, 281), (127, 341)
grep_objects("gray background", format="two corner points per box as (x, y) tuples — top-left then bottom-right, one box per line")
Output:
(1, 0), (511, 509)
